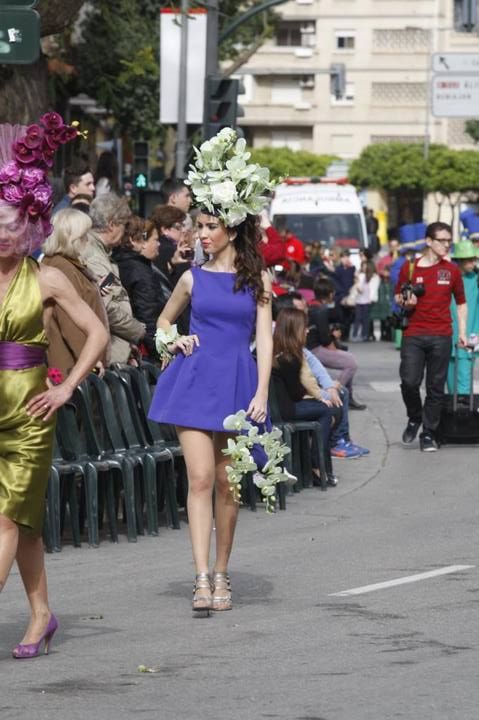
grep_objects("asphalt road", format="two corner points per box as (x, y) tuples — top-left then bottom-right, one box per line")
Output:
(1, 342), (478, 720)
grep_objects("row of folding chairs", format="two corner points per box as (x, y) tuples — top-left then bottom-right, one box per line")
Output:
(43, 363), (329, 551)
(43, 363), (185, 551)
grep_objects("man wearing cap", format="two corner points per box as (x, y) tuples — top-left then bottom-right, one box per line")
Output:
(447, 240), (479, 397)
(395, 222), (467, 452)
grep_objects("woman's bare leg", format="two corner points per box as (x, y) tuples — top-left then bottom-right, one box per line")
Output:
(15, 533), (51, 643)
(0, 514), (19, 593)
(213, 432), (240, 573)
(176, 427), (216, 580)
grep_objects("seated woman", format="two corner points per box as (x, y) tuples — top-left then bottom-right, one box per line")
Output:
(113, 216), (168, 359)
(41, 208), (110, 378)
(272, 307), (339, 487)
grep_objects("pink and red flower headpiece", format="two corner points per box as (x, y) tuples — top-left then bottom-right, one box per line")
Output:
(0, 112), (80, 252)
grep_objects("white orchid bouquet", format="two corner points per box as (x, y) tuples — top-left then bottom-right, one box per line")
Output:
(186, 128), (276, 227)
(222, 410), (290, 513)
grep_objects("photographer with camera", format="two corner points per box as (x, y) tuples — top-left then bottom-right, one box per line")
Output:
(395, 222), (467, 452)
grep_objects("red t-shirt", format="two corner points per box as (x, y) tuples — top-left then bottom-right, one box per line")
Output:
(395, 258), (465, 336)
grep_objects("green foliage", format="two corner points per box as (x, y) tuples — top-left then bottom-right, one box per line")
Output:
(349, 143), (427, 191)
(464, 120), (479, 144)
(216, 0), (277, 60)
(249, 146), (337, 180)
(349, 142), (479, 196)
(68, 0), (160, 138)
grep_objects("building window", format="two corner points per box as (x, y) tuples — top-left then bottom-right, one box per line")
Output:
(373, 28), (431, 51)
(276, 20), (316, 47)
(331, 81), (355, 105)
(371, 82), (427, 106)
(299, 74), (315, 89)
(271, 130), (303, 151)
(271, 77), (302, 104)
(454, 0), (479, 32)
(335, 30), (355, 51)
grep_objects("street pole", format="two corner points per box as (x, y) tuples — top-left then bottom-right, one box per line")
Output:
(205, 0), (218, 76)
(175, 0), (189, 179)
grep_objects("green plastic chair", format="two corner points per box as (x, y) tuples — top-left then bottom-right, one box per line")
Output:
(75, 380), (138, 543)
(104, 369), (180, 531)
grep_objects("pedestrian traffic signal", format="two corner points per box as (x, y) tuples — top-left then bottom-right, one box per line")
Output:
(133, 141), (149, 190)
(204, 76), (240, 140)
(330, 63), (346, 100)
(0, 7), (39, 64)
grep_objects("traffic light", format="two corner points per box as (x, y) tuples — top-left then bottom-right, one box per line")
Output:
(133, 141), (149, 190)
(330, 63), (346, 100)
(204, 75), (240, 140)
(461, 0), (477, 31)
(0, 3), (40, 64)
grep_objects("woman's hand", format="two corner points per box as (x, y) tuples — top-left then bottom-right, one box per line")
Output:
(26, 382), (75, 422)
(327, 387), (343, 407)
(246, 392), (268, 424)
(173, 334), (200, 357)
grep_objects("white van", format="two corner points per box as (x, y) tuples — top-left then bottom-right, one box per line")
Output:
(269, 179), (369, 257)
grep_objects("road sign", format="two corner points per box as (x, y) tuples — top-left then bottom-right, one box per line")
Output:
(432, 74), (479, 117)
(432, 52), (479, 74)
(0, 8), (40, 64)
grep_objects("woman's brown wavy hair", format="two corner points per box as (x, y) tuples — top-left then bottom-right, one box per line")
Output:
(232, 215), (267, 303)
(273, 307), (307, 366)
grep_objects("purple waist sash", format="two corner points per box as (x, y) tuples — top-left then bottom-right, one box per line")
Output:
(0, 340), (46, 370)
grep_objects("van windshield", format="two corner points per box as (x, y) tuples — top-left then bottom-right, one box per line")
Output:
(273, 213), (365, 248)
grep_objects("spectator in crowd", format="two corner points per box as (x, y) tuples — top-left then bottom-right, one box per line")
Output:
(370, 265), (394, 341)
(274, 292), (369, 458)
(258, 209), (287, 267)
(41, 209), (110, 377)
(70, 193), (93, 215)
(351, 259), (380, 342)
(395, 221), (466, 452)
(81, 193), (146, 364)
(52, 160), (95, 215)
(113, 216), (168, 359)
(334, 249), (355, 338)
(158, 178), (192, 213)
(365, 207), (379, 253)
(278, 225), (306, 267)
(150, 205), (192, 285)
(447, 240), (479, 396)
(272, 307), (339, 486)
(376, 238), (400, 276)
(307, 276), (367, 410)
(94, 150), (120, 197)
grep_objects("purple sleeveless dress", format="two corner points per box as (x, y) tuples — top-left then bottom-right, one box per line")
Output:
(148, 267), (258, 431)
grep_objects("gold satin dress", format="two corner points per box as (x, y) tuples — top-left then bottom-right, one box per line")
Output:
(0, 257), (55, 536)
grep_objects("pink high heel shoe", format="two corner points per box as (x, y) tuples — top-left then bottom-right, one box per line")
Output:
(12, 614), (58, 659)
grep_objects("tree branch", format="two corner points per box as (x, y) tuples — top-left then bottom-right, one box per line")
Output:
(38, 0), (86, 38)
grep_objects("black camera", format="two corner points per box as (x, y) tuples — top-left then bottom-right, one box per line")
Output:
(392, 282), (426, 330)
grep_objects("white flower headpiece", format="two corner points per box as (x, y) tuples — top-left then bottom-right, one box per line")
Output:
(186, 127), (276, 228)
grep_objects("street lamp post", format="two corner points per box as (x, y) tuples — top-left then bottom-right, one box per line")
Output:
(175, 0), (189, 179)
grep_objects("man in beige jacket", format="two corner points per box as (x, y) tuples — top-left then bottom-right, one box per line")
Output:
(82, 193), (146, 364)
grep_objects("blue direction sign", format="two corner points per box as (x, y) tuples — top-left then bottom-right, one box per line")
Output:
(0, 8), (40, 64)
(0, 2), (38, 6)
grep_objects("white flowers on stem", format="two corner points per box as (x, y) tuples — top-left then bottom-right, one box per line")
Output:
(222, 410), (291, 513)
(186, 128), (276, 228)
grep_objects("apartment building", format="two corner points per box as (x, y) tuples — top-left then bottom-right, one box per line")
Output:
(236, 0), (479, 158)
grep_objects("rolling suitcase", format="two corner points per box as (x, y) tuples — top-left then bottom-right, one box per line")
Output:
(438, 350), (479, 444)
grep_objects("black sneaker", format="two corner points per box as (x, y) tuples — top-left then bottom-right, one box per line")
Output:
(327, 474), (339, 487)
(419, 434), (438, 452)
(349, 397), (367, 411)
(402, 421), (421, 444)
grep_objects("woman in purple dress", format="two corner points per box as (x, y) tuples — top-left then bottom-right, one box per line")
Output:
(148, 129), (275, 613)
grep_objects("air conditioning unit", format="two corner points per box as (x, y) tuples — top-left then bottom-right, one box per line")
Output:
(299, 76), (315, 89)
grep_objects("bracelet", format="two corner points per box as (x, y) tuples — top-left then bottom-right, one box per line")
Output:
(155, 324), (179, 361)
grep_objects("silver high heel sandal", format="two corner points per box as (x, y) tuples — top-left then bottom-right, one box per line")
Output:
(211, 571), (232, 611)
(192, 573), (212, 615)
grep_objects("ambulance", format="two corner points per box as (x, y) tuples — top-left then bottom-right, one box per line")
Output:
(269, 178), (369, 261)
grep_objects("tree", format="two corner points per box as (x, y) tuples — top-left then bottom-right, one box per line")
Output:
(464, 119), (479, 144)
(0, 0), (85, 123)
(249, 146), (336, 180)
